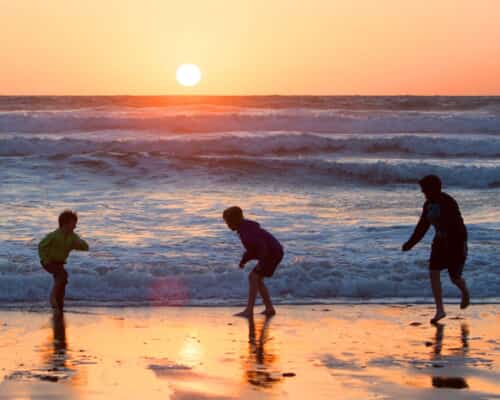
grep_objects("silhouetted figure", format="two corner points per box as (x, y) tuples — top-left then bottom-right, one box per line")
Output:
(402, 175), (470, 324)
(39, 210), (89, 314)
(430, 322), (469, 389)
(245, 316), (279, 388)
(223, 206), (284, 318)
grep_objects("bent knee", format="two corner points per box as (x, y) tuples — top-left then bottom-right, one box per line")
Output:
(450, 276), (463, 285)
(55, 271), (68, 285)
(429, 269), (441, 278)
(249, 271), (261, 282)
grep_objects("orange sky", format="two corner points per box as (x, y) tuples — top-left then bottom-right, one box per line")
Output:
(1, 0), (500, 95)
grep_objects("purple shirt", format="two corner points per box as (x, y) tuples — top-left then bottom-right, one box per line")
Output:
(237, 219), (283, 264)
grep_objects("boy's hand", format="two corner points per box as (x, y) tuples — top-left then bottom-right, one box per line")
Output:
(401, 242), (412, 252)
(239, 260), (245, 269)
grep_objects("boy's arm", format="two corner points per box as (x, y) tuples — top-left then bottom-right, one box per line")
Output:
(239, 232), (255, 267)
(239, 251), (253, 267)
(72, 233), (89, 251)
(38, 232), (55, 265)
(402, 208), (430, 251)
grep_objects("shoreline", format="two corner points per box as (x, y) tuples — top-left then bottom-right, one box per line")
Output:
(1, 297), (499, 310)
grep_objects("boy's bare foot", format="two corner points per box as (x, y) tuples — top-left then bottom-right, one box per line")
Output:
(234, 310), (253, 318)
(430, 311), (446, 324)
(460, 292), (470, 309)
(260, 308), (276, 316)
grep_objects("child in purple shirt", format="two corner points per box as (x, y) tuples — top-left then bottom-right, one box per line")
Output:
(223, 206), (284, 318)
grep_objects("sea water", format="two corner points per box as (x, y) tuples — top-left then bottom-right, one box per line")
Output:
(0, 96), (499, 305)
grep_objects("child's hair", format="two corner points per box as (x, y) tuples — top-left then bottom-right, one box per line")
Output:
(223, 206), (243, 224)
(419, 175), (442, 193)
(58, 210), (78, 227)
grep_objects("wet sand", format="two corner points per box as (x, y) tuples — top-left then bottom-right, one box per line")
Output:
(0, 305), (499, 399)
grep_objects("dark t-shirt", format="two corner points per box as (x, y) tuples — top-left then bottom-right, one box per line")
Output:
(237, 219), (283, 264)
(423, 192), (467, 244)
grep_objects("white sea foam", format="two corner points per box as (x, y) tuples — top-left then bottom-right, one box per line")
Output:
(1, 133), (499, 187)
(1, 132), (500, 158)
(1, 107), (500, 134)
(0, 97), (499, 305)
(0, 217), (498, 304)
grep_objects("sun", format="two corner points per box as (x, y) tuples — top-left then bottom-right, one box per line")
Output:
(176, 64), (201, 87)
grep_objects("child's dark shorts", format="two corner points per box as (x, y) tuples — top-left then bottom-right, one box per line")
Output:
(429, 239), (467, 280)
(41, 262), (68, 284)
(252, 250), (284, 278)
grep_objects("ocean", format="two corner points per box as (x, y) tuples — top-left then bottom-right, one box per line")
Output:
(0, 96), (499, 306)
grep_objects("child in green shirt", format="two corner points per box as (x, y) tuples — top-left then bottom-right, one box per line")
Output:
(39, 210), (89, 313)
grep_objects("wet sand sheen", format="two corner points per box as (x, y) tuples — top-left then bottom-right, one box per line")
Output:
(0, 305), (499, 399)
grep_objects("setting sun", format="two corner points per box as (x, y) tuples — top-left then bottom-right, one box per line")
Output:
(176, 64), (201, 87)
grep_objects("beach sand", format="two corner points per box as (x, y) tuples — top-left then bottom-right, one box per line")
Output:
(0, 304), (499, 399)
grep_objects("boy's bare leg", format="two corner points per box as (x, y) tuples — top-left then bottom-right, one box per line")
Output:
(430, 270), (446, 324)
(451, 276), (470, 309)
(50, 283), (58, 309)
(52, 271), (67, 312)
(57, 281), (66, 310)
(50, 282), (64, 316)
(234, 271), (259, 317)
(258, 279), (276, 316)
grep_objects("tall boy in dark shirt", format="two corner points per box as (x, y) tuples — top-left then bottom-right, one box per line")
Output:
(402, 175), (470, 323)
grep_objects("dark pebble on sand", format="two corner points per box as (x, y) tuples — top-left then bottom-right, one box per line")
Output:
(409, 322), (422, 326)
(227, 323), (233, 325)
(39, 375), (59, 382)
(425, 341), (433, 347)
(322, 309), (331, 312)
(282, 372), (296, 377)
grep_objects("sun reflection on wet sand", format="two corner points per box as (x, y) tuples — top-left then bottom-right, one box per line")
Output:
(0, 305), (499, 399)
(243, 316), (281, 388)
(430, 323), (468, 389)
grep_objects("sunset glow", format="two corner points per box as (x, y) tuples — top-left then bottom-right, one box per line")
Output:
(1, 0), (499, 95)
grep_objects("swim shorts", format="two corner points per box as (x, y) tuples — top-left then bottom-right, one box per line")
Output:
(252, 250), (284, 278)
(429, 239), (467, 279)
(42, 262), (68, 284)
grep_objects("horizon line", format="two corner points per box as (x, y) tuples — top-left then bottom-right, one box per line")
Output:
(1, 93), (500, 97)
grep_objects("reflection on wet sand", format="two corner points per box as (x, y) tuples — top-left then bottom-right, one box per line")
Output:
(431, 323), (469, 389)
(38, 312), (91, 387)
(51, 313), (68, 371)
(244, 316), (281, 388)
(38, 312), (73, 382)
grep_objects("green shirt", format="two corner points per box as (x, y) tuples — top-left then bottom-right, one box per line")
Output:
(38, 229), (89, 265)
